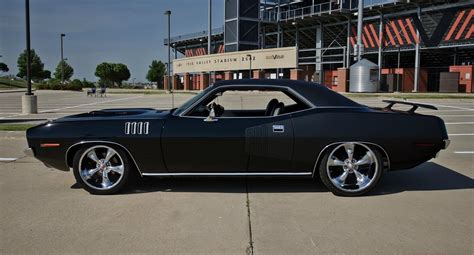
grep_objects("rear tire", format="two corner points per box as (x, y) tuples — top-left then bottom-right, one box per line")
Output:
(73, 144), (131, 195)
(319, 142), (383, 196)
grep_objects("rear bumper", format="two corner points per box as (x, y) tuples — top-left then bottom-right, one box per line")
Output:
(443, 139), (450, 149)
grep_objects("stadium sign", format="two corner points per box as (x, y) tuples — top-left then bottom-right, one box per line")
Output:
(173, 47), (298, 74)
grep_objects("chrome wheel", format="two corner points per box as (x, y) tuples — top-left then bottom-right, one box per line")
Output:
(78, 145), (124, 190)
(326, 142), (379, 193)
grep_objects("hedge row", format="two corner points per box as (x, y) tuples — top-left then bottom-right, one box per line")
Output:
(36, 83), (82, 91)
(35, 79), (96, 91)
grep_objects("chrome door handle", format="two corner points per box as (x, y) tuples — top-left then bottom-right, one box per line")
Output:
(272, 125), (284, 133)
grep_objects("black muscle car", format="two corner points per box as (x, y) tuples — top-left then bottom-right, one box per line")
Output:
(25, 79), (450, 196)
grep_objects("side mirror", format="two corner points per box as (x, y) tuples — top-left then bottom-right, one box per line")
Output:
(204, 104), (218, 122)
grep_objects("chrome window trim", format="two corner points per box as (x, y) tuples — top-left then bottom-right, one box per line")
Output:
(142, 172), (312, 177)
(65, 141), (143, 176)
(178, 107), (316, 120)
(178, 84), (316, 118)
(311, 141), (391, 177)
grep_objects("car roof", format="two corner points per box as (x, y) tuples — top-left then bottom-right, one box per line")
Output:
(213, 79), (361, 107)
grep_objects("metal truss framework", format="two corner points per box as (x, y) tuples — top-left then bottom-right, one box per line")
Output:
(167, 1), (473, 75)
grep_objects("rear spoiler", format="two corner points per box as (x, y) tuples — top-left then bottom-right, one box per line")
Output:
(383, 100), (437, 113)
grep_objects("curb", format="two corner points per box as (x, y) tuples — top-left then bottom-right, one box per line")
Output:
(0, 119), (47, 124)
(0, 89), (36, 94)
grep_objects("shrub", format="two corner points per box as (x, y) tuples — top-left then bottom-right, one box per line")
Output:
(70, 79), (83, 88)
(121, 84), (142, 89)
(82, 79), (95, 88)
(49, 83), (61, 90)
(35, 79), (82, 91)
(65, 83), (82, 91)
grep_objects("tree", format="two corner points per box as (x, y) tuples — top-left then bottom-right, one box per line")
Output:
(17, 49), (51, 82)
(95, 62), (114, 86)
(112, 63), (130, 86)
(95, 62), (130, 87)
(0, 62), (9, 72)
(53, 60), (74, 81)
(146, 60), (165, 84)
(41, 70), (51, 80)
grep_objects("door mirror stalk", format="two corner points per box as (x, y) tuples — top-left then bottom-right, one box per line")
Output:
(204, 105), (218, 122)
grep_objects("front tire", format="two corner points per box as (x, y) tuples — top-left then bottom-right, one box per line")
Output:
(73, 145), (131, 195)
(319, 142), (383, 196)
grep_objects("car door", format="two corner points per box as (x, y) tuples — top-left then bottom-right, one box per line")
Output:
(161, 114), (295, 173)
(161, 115), (254, 173)
(245, 114), (294, 172)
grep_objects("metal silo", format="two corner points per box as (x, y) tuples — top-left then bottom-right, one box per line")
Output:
(349, 59), (380, 92)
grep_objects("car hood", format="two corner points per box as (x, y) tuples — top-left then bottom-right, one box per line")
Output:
(52, 108), (171, 123)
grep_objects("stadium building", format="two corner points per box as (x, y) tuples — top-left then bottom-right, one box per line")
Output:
(164, 0), (474, 93)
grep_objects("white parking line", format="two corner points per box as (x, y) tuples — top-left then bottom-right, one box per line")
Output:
(409, 101), (474, 111)
(39, 96), (145, 113)
(454, 151), (474, 154)
(0, 158), (18, 162)
(418, 110), (474, 114)
(436, 115), (474, 117)
(0, 96), (144, 119)
(448, 133), (474, 136)
(445, 122), (474, 125)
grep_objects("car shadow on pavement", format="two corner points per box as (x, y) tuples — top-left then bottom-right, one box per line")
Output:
(76, 162), (472, 196)
(370, 162), (474, 196)
(121, 177), (327, 195)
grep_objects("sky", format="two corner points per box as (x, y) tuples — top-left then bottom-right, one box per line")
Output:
(0, 0), (224, 82)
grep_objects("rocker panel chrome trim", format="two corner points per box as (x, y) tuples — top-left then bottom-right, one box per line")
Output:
(142, 172), (312, 177)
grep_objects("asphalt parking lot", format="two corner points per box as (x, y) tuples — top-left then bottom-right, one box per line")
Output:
(0, 90), (473, 254)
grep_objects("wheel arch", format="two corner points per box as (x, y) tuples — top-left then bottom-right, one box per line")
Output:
(312, 141), (390, 177)
(65, 141), (143, 176)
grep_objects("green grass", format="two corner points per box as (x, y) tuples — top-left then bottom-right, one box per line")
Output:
(0, 77), (27, 89)
(0, 124), (35, 131)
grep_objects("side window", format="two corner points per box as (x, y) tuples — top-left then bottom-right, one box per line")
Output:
(213, 90), (296, 110)
(187, 88), (310, 118)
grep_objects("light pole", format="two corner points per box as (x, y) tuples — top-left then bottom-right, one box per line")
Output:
(22, 0), (37, 114)
(208, 0), (212, 56)
(60, 33), (65, 83)
(173, 43), (177, 59)
(246, 54), (252, 78)
(396, 45), (401, 92)
(208, 0), (213, 83)
(164, 10), (174, 108)
(25, 0), (32, 95)
(164, 10), (171, 91)
(292, 21), (298, 47)
(356, 0), (364, 61)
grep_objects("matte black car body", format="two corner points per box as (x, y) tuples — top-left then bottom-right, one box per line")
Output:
(26, 79), (449, 194)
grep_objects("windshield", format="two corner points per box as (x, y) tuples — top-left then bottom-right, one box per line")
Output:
(173, 85), (214, 116)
